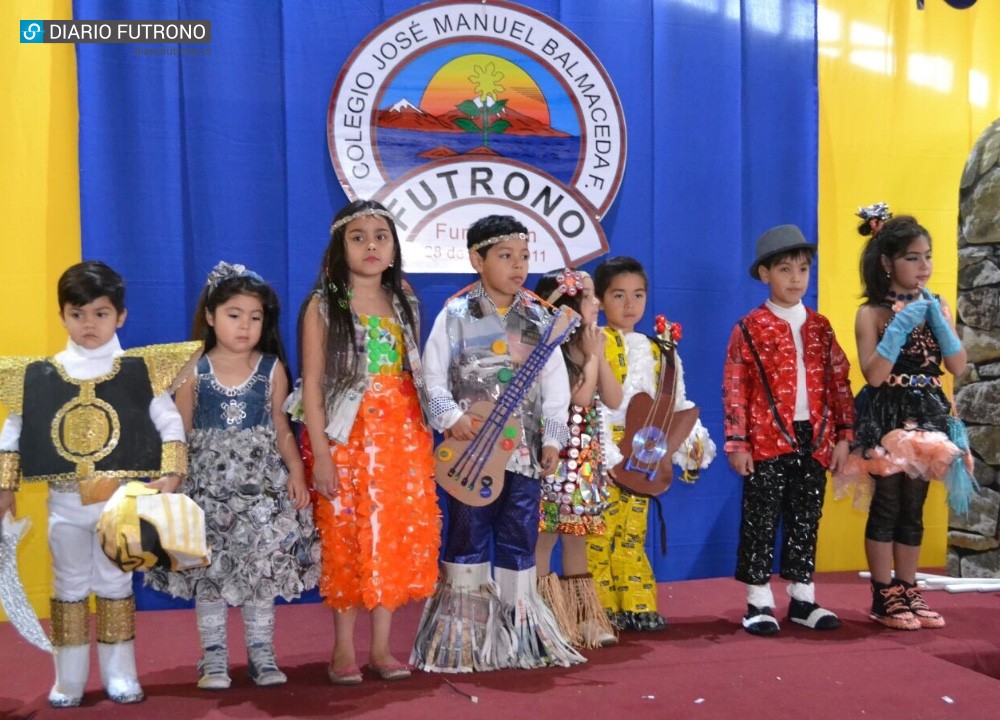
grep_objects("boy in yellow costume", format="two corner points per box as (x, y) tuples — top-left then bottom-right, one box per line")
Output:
(586, 257), (715, 631)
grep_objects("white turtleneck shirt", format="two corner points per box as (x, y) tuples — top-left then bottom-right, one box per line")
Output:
(764, 299), (810, 422)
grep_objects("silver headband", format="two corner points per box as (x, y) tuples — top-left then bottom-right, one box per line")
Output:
(331, 207), (395, 233)
(206, 261), (264, 292)
(469, 232), (528, 253)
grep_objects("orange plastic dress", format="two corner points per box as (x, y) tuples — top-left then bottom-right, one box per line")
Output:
(308, 314), (440, 611)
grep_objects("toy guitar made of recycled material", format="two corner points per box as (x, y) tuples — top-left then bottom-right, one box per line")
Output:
(614, 328), (699, 497)
(435, 307), (580, 506)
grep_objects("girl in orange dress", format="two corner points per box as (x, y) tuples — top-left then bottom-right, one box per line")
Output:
(298, 199), (440, 684)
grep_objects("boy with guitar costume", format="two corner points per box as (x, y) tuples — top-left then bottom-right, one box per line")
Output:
(586, 257), (715, 632)
(411, 216), (584, 672)
(723, 225), (854, 636)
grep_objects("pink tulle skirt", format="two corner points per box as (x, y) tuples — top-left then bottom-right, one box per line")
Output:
(833, 429), (969, 511)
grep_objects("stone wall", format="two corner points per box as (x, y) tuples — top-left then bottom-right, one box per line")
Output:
(949, 116), (1000, 577)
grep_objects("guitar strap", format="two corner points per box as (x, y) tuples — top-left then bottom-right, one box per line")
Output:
(738, 320), (797, 450)
(444, 307), (579, 494)
(657, 339), (678, 412)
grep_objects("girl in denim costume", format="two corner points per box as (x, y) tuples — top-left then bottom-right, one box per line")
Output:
(147, 262), (318, 689)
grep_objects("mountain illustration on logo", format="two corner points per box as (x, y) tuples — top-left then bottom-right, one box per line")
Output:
(376, 97), (571, 138)
(370, 56), (583, 184)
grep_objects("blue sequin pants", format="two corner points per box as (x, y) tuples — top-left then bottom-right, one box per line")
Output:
(443, 471), (540, 571)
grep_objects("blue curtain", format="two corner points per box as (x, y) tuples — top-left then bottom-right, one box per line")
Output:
(75, 0), (816, 609)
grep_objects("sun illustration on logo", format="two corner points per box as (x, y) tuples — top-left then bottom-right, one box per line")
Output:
(419, 54), (554, 131)
(375, 51), (575, 183)
(470, 61), (504, 99)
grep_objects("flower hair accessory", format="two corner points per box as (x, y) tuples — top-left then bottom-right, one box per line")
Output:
(545, 268), (589, 303)
(655, 314), (682, 345)
(856, 202), (892, 223)
(469, 232), (528, 253)
(330, 207), (395, 234)
(206, 261), (264, 292)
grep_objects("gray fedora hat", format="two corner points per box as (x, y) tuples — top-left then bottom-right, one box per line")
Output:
(749, 224), (815, 279)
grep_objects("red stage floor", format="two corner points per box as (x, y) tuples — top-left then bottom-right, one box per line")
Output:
(2, 572), (999, 720)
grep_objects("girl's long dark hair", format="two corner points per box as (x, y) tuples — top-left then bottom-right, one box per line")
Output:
(192, 274), (290, 384)
(534, 269), (587, 387)
(305, 199), (418, 400)
(858, 214), (931, 304)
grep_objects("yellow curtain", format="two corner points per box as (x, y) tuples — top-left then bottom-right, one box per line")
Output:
(816, 0), (1000, 570)
(0, 0), (79, 619)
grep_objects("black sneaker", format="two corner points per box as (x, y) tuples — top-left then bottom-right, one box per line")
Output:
(870, 581), (920, 631)
(787, 598), (841, 630)
(606, 611), (629, 631)
(742, 604), (780, 636)
(628, 611), (667, 632)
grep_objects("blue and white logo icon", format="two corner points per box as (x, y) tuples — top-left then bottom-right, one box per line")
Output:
(21, 20), (44, 43)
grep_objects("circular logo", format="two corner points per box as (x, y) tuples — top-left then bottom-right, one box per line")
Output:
(328, 0), (626, 273)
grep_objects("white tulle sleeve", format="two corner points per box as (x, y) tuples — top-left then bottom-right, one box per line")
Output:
(670, 353), (716, 473)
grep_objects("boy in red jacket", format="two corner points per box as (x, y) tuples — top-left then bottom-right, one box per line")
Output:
(723, 225), (855, 636)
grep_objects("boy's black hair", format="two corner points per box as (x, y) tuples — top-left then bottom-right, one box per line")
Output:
(467, 215), (528, 258)
(758, 247), (816, 274)
(593, 256), (647, 298)
(57, 260), (126, 313)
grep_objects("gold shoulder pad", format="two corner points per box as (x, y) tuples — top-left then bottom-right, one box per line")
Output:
(0, 356), (45, 415)
(123, 341), (203, 396)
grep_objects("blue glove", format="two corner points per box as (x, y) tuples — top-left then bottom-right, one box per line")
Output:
(876, 299), (928, 362)
(922, 289), (962, 356)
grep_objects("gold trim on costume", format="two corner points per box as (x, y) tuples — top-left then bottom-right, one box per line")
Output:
(124, 341), (203, 396)
(96, 595), (136, 643)
(0, 356), (42, 415)
(49, 356), (123, 386)
(0, 452), (21, 491)
(159, 441), (188, 477)
(50, 598), (90, 647)
(40, 470), (166, 489)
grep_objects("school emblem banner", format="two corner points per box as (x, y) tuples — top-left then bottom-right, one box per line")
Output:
(328, 0), (626, 272)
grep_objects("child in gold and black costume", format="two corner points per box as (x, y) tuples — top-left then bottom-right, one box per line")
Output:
(0, 261), (196, 707)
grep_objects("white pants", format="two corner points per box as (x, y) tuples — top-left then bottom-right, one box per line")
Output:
(48, 491), (132, 602)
